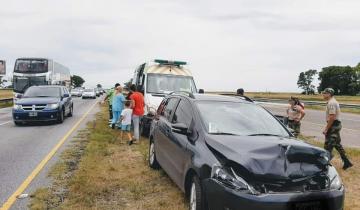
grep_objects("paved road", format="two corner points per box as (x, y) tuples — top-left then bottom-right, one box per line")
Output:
(261, 103), (360, 148)
(0, 97), (100, 209)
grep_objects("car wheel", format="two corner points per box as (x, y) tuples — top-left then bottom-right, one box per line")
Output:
(148, 139), (160, 169)
(68, 105), (73, 117)
(14, 121), (21, 126)
(58, 109), (64, 123)
(189, 175), (204, 210)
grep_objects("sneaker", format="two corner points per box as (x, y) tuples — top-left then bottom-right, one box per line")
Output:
(111, 124), (115, 129)
(128, 140), (133, 145)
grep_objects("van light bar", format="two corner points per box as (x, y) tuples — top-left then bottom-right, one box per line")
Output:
(154, 59), (187, 66)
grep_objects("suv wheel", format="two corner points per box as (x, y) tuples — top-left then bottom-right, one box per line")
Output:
(189, 175), (204, 210)
(68, 105), (73, 117)
(58, 109), (64, 123)
(149, 139), (160, 169)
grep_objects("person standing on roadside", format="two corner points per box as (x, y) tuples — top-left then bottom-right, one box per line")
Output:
(103, 83), (120, 123)
(322, 88), (353, 170)
(236, 88), (244, 96)
(111, 86), (126, 129)
(128, 84), (144, 145)
(286, 97), (305, 138)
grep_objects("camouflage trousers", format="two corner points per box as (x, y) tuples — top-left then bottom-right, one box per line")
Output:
(288, 120), (301, 137)
(324, 121), (347, 160)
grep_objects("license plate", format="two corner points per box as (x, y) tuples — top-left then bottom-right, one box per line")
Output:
(29, 112), (38, 117)
(294, 201), (322, 210)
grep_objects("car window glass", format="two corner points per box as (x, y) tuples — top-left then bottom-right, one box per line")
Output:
(172, 99), (192, 127)
(158, 99), (167, 116)
(163, 98), (179, 121)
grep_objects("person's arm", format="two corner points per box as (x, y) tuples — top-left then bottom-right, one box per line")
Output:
(130, 95), (136, 109)
(323, 114), (336, 135)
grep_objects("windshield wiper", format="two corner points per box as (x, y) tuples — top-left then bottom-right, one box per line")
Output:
(248, 133), (285, 137)
(209, 132), (239, 136)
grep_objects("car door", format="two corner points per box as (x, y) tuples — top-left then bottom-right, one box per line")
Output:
(168, 99), (193, 187)
(61, 87), (70, 114)
(155, 97), (179, 179)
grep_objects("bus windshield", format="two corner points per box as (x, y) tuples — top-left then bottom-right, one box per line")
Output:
(147, 74), (197, 94)
(14, 59), (48, 73)
(13, 76), (47, 93)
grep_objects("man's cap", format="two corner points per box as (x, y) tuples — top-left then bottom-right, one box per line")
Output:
(322, 88), (334, 95)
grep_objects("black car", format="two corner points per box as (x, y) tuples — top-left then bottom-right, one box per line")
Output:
(13, 86), (73, 125)
(148, 93), (344, 210)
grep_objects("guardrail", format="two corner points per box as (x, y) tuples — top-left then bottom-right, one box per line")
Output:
(216, 93), (360, 109)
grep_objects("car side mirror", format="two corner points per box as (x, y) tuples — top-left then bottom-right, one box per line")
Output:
(63, 93), (70, 98)
(198, 89), (204, 94)
(16, 94), (23, 99)
(172, 122), (191, 136)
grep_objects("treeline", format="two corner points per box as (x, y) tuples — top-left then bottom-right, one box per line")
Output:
(297, 63), (360, 95)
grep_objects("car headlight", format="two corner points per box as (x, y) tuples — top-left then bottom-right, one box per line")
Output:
(328, 166), (342, 190)
(211, 165), (257, 194)
(47, 103), (59, 109)
(13, 104), (22, 110)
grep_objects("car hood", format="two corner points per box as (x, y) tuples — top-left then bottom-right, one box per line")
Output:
(205, 135), (330, 181)
(16, 97), (60, 105)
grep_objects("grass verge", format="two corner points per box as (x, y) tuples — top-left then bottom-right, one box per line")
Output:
(29, 104), (187, 210)
(0, 89), (13, 99)
(29, 103), (359, 210)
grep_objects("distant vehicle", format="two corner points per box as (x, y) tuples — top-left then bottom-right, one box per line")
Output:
(13, 58), (71, 98)
(131, 59), (197, 136)
(70, 89), (82, 97)
(0, 60), (6, 76)
(82, 89), (96, 99)
(12, 86), (73, 125)
(95, 88), (100, 97)
(149, 93), (344, 210)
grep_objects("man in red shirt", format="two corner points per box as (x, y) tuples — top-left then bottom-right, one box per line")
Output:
(129, 84), (144, 144)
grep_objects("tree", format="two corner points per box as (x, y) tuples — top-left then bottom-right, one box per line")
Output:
(318, 66), (359, 95)
(96, 84), (102, 88)
(71, 75), (85, 87)
(297, 69), (317, 95)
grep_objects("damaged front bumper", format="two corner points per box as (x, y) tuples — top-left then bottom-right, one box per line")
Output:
(203, 178), (344, 210)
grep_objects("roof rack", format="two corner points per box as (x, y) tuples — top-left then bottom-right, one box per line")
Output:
(169, 91), (195, 99)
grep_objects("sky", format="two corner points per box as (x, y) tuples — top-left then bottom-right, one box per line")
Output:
(1, 0), (360, 92)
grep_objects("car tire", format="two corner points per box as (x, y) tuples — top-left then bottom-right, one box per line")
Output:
(189, 175), (205, 210)
(148, 139), (160, 169)
(68, 105), (73, 117)
(14, 121), (21, 126)
(58, 109), (64, 123)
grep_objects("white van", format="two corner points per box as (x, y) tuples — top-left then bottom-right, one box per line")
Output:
(131, 59), (197, 136)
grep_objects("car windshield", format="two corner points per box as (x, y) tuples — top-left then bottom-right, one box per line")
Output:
(196, 101), (290, 137)
(14, 59), (48, 73)
(24, 87), (60, 98)
(147, 74), (197, 94)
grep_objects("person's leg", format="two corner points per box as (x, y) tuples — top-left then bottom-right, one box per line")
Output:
(324, 133), (335, 160)
(132, 115), (140, 141)
(112, 111), (120, 129)
(109, 104), (113, 121)
(293, 122), (300, 138)
(331, 125), (353, 169)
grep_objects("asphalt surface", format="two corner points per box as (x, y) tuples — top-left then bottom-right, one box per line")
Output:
(0, 97), (100, 209)
(261, 103), (360, 148)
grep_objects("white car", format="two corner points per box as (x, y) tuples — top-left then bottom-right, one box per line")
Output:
(70, 89), (82, 97)
(82, 89), (96, 99)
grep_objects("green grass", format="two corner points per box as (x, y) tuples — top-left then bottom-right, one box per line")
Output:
(0, 89), (13, 99)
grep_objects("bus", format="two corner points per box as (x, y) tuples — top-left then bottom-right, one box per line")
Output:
(13, 58), (71, 97)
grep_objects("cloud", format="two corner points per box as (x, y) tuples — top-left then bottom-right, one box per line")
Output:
(1, 0), (360, 91)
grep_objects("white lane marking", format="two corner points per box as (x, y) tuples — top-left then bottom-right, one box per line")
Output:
(0, 121), (11, 126)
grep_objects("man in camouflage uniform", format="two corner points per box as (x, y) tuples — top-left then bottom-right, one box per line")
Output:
(322, 88), (353, 170)
(103, 83), (120, 123)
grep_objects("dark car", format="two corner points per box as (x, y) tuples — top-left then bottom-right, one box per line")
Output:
(148, 93), (344, 210)
(13, 86), (73, 125)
